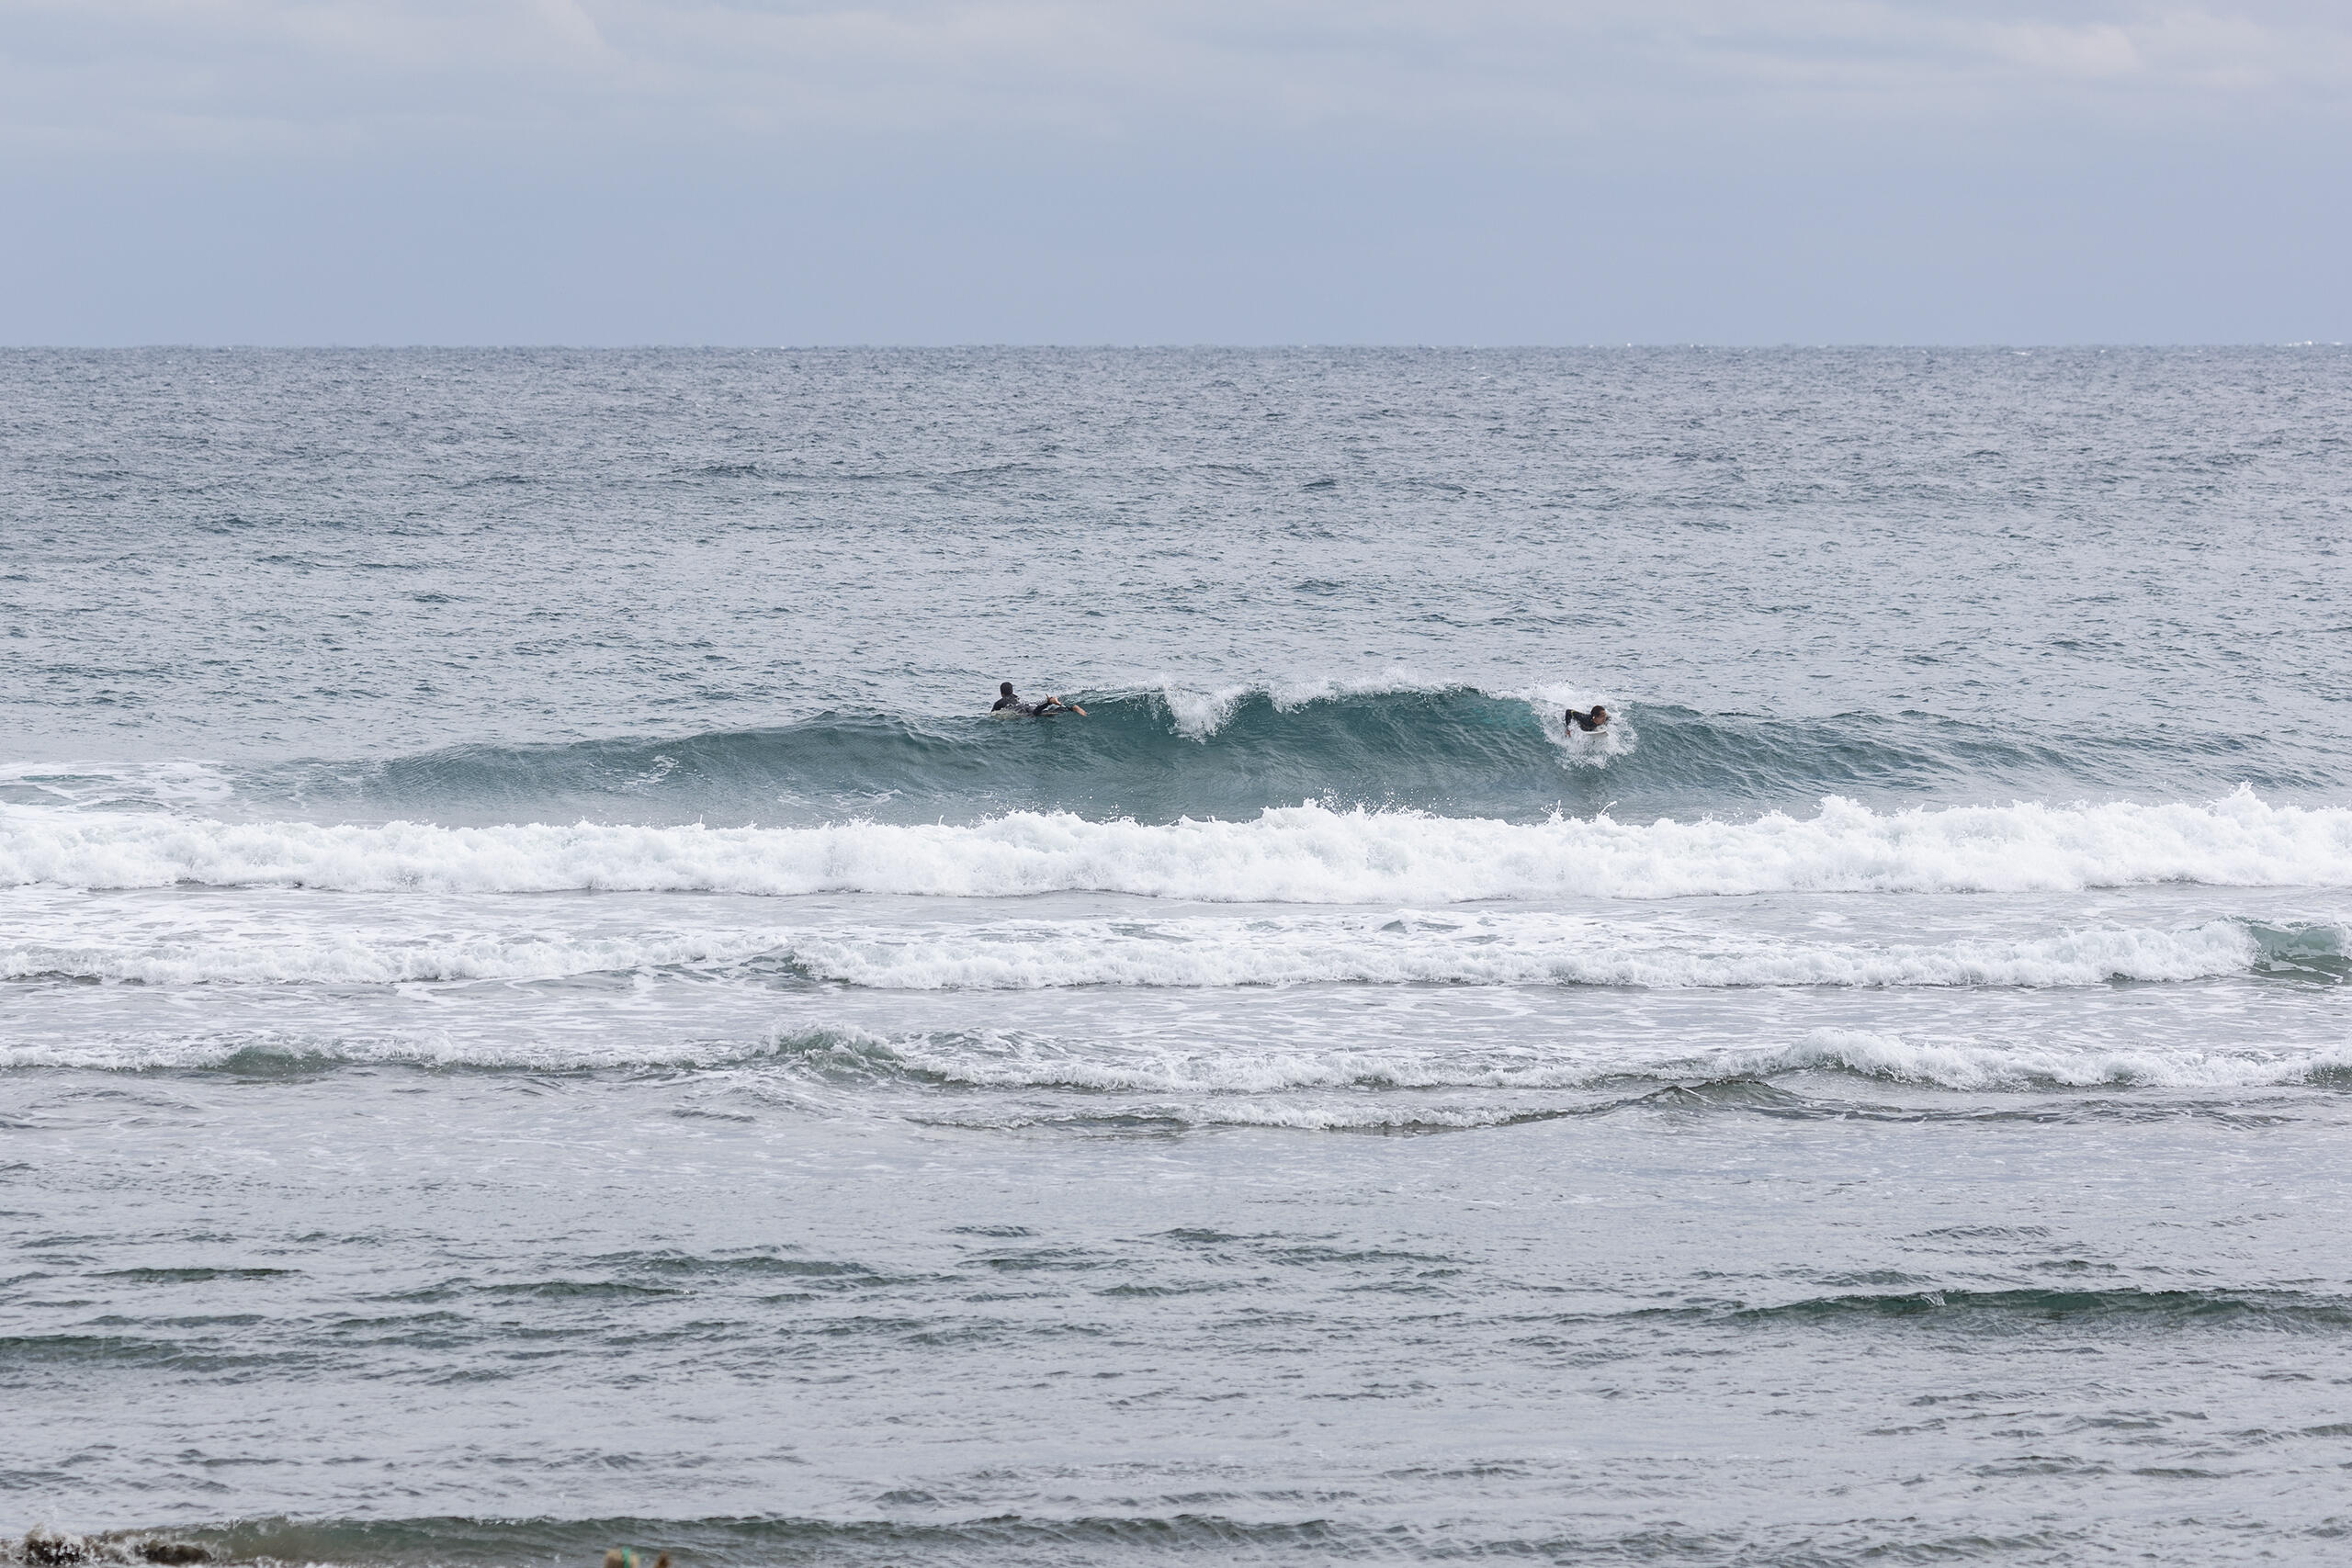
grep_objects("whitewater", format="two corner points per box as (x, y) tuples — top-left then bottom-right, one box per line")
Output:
(6, 346), (2352, 1568)
(1, 895), (2335, 990)
(7, 789), (2351, 899)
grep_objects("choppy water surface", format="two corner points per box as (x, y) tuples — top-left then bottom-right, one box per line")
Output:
(4, 347), (2352, 1567)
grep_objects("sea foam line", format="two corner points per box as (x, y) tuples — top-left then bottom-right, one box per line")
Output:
(0, 913), (2334, 989)
(3, 790), (2349, 901)
(777, 1025), (2352, 1100)
(770, 913), (2293, 990)
(13, 1022), (2351, 1097)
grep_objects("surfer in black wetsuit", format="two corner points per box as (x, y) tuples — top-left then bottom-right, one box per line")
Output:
(1566, 704), (1610, 733)
(993, 682), (1085, 716)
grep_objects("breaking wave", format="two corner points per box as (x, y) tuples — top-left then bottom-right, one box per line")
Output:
(15, 1022), (2352, 1105)
(4, 684), (2325, 829)
(768, 1024), (2352, 1100)
(5, 790), (2350, 902)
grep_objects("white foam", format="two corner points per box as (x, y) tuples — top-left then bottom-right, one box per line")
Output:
(776, 912), (2275, 990)
(1747, 1029), (2352, 1092)
(13, 1019), (2351, 1100)
(1151, 674), (1632, 765)
(783, 1025), (2352, 1131)
(0, 907), (2312, 991)
(0, 928), (780, 987)
(0, 759), (237, 812)
(0, 1028), (736, 1074)
(1153, 672), (1487, 738)
(5, 790), (2349, 901)
(1155, 682), (1258, 739)
(858, 1025), (2352, 1102)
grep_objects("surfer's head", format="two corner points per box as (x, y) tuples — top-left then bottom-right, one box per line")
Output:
(1000, 682), (1015, 696)
(1591, 705), (1607, 720)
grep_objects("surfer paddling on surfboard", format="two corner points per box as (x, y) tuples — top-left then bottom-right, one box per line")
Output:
(993, 682), (1086, 717)
(1565, 703), (1609, 733)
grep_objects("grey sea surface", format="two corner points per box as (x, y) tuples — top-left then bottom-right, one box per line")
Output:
(4, 347), (2352, 1567)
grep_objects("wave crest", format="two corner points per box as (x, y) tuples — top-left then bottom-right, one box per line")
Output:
(16, 684), (2318, 827)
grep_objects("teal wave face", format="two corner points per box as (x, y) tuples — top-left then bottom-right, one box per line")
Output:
(207, 687), (2337, 828)
(254, 688), (1559, 825)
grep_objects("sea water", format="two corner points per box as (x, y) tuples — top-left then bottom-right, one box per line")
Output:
(3, 346), (2350, 1566)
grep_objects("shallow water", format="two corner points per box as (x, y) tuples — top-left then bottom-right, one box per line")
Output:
(5, 347), (2352, 1566)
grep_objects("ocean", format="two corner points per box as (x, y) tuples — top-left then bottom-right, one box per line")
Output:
(4, 345), (2350, 1566)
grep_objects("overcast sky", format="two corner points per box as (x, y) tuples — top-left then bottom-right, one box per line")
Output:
(3, 0), (2346, 344)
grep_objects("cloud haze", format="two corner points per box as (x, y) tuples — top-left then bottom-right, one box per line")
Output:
(2, 1), (2346, 342)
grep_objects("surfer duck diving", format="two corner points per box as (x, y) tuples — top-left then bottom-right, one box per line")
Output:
(993, 682), (1086, 717)
(1565, 703), (1610, 733)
